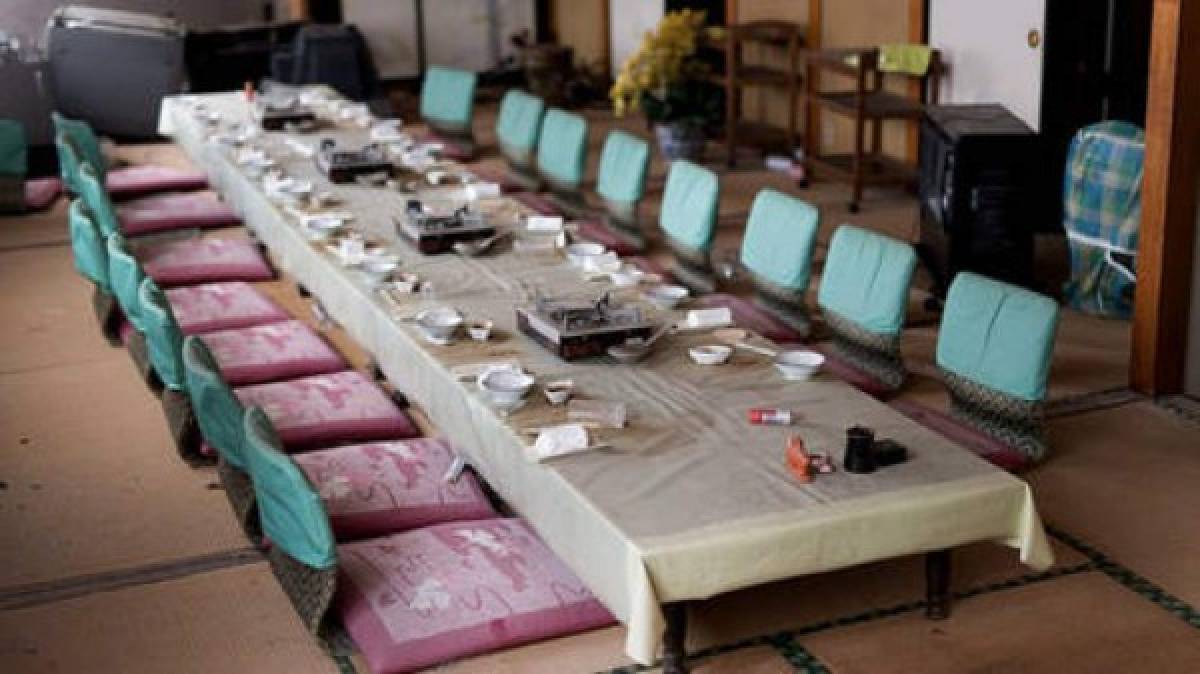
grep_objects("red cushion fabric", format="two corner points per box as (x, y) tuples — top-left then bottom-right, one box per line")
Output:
(234, 371), (419, 450)
(117, 192), (240, 236)
(574, 218), (641, 257)
(24, 177), (62, 211)
(694, 294), (806, 343)
(294, 438), (496, 540)
(511, 191), (561, 216)
(140, 236), (273, 287)
(165, 281), (289, 335)
(105, 165), (208, 200)
(337, 518), (614, 674)
(808, 343), (894, 399)
(889, 399), (1032, 472)
(200, 320), (347, 386)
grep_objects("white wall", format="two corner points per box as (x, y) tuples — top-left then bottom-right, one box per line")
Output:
(423, 0), (534, 74)
(343, 0), (419, 79)
(609, 0), (662, 76)
(930, 0), (1046, 130)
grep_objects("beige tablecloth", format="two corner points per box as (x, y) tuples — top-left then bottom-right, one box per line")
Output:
(159, 92), (1054, 665)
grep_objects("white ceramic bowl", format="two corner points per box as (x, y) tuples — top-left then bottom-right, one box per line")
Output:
(467, 320), (494, 342)
(565, 242), (606, 267)
(689, 344), (733, 366)
(543, 382), (573, 406)
(643, 284), (690, 310)
(478, 367), (535, 406)
(773, 350), (826, 381)
(361, 253), (401, 275)
(415, 307), (463, 342)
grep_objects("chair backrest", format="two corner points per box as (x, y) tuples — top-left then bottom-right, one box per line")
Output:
(242, 406), (337, 570)
(740, 189), (819, 293)
(106, 232), (147, 332)
(52, 113), (107, 181)
(182, 336), (248, 468)
(937, 272), (1060, 402)
(419, 65), (477, 132)
(77, 163), (122, 237)
(536, 108), (589, 190)
(596, 130), (651, 208)
(660, 160), (719, 255)
(495, 89), (545, 161)
(139, 277), (186, 391)
(67, 199), (111, 293)
(0, 119), (27, 178)
(817, 225), (917, 337)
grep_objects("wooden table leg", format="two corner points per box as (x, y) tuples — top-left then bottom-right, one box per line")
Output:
(925, 549), (952, 619)
(662, 601), (690, 674)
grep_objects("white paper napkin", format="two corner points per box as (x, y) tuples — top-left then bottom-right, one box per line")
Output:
(529, 424), (591, 462)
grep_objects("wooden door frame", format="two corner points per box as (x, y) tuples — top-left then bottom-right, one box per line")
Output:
(1131, 0), (1199, 394)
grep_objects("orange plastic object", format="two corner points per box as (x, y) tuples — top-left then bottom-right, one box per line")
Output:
(785, 435), (812, 483)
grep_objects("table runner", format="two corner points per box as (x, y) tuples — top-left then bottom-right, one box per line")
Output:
(160, 92), (1054, 664)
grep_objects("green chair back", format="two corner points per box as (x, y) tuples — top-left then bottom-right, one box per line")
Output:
(242, 406), (337, 570)
(817, 225), (917, 336)
(77, 163), (122, 237)
(52, 113), (107, 182)
(68, 199), (111, 293)
(740, 189), (819, 293)
(419, 65), (477, 132)
(937, 272), (1060, 402)
(106, 232), (147, 332)
(536, 108), (589, 191)
(0, 119), (27, 178)
(182, 336), (248, 468)
(496, 89), (545, 165)
(596, 130), (650, 208)
(660, 160), (719, 254)
(139, 277), (187, 391)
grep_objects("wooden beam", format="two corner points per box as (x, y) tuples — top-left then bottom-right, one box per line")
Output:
(1131, 0), (1200, 394)
(805, 0), (823, 158)
(906, 0), (927, 162)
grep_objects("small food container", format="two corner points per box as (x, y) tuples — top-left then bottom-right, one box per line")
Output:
(773, 350), (825, 381)
(467, 320), (494, 342)
(689, 344), (733, 366)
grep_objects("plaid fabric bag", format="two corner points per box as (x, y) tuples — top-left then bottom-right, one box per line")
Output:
(1062, 121), (1144, 319)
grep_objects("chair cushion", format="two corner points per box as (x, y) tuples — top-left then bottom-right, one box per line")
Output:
(695, 294), (806, 343)
(200, 319), (347, 386)
(165, 281), (290, 335)
(294, 438), (496, 541)
(495, 90), (545, 157)
(596, 130), (650, 206)
(139, 236), (273, 287)
(817, 225), (917, 337)
(660, 160), (719, 254)
(105, 165), (208, 200)
(889, 399), (1032, 472)
(234, 370), (419, 450)
(337, 518), (614, 674)
(575, 219), (641, 257)
(937, 272), (1060, 402)
(808, 343), (895, 399)
(741, 189), (819, 292)
(24, 177), (62, 211)
(420, 66), (477, 130)
(117, 192), (240, 236)
(536, 109), (588, 190)
(511, 191), (562, 216)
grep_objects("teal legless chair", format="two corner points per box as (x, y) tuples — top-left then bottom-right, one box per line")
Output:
(659, 160), (720, 293)
(141, 277), (207, 462)
(0, 119), (61, 212)
(68, 198), (124, 343)
(892, 273), (1060, 470)
(107, 231), (158, 388)
(815, 225), (917, 396)
(494, 89), (546, 190)
(420, 66), (479, 158)
(536, 108), (589, 211)
(575, 130), (652, 254)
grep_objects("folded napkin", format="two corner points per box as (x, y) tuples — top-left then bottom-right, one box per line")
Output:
(529, 423), (591, 462)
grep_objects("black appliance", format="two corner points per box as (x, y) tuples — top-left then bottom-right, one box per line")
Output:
(185, 21), (307, 93)
(917, 104), (1039, 296)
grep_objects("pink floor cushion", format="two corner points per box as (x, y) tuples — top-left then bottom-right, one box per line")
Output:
(24, 177), (62, 211)
(889, 399), (1031, 472)
(695, 294), (806, 343)
(511, 191), (561, 216)
(200, 320), (347, 386)
(141, 236), (273, 287)
(808, 344), (895, 399)
(294, 438), (497, 541)
(117, 192), (240, 236)
(165, 281), (290, 335)
(105, 164), (208, 200)
(234, 370), (419, 450)
(574, 219), (641, 257)
(337, 518), (614, 674)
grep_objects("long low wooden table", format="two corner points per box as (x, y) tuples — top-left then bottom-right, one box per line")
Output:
(159, 91), (1054, 672)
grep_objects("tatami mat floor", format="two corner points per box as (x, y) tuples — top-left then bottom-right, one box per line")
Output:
(1, 102), (1197, 673)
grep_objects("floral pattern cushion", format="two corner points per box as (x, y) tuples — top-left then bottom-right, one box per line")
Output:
(337, 518), (613, 674)
(117, 192), (240, 236)
(139, 236), (273, 287)
(200, 320), (347, 386)
(234, 371), (419, 450)
(889, 399), (1031, 472)
(24, 177), (62, 211)
(105, 164), (208, 200)
(294, 439), (496, 540)
(164, 281), (289, 335)
(695, 294), (806, 343)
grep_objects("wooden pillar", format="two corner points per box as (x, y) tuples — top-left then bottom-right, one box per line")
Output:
(287, 0), (309, 21)
(1131, 0), (1200, 395)
(906, 0), (927, 162)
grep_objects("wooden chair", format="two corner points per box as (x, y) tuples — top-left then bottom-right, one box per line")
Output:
(723, 20), (809, 167)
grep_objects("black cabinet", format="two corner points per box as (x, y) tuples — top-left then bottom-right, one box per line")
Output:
(918, 104), (1039, 295)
